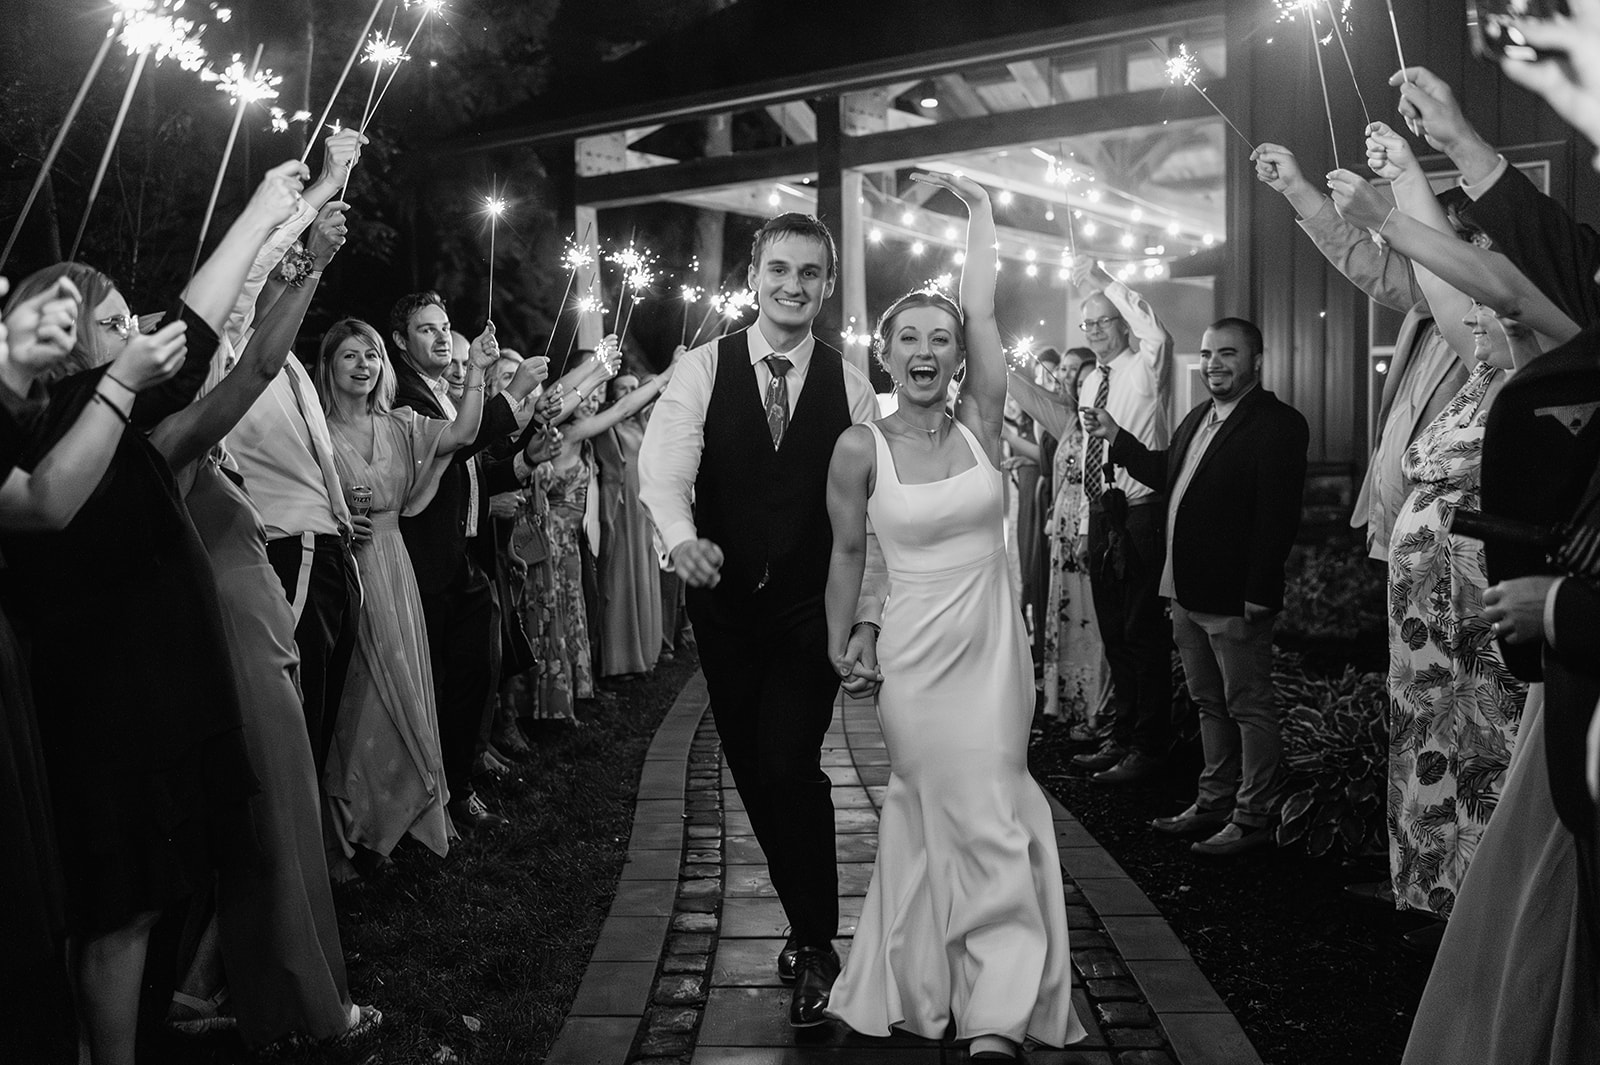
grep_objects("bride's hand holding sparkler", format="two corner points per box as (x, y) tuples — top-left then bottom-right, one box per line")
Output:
(1363, 122), (1420, 185)
(1324, 169), (1392, 232)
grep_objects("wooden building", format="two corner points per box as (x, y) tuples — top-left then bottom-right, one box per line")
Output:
(463, 0), (1595, 485)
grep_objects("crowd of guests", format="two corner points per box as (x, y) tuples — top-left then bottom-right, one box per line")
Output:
(0, 132), (686, 1063)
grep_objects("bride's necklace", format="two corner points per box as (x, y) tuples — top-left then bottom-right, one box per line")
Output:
(893, 409), (950, 439)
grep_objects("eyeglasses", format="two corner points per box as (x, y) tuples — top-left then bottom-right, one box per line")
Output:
(1079, 315), (1122, 333)
(96, 313), (135, 339)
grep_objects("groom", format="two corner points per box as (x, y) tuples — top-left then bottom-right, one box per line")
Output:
(640, 213), (884, 1027)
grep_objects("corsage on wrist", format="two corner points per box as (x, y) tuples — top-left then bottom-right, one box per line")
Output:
(277, 241), (318, 289)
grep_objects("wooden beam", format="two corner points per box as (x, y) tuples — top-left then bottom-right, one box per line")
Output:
(1006, 60), (1055, 109)
(576, 143), (819, 208)
(765, 101), (818, 144)
(933, 73), (988, 119)
(840, 87), (1215, 172)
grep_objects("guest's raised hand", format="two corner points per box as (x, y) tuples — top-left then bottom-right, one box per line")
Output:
(107, 319), (188, 390)
(670, 537), (723, 589)
(1251, 143), (1306, 193)
(307, 200), (349, 269)
(1498, 2), (1600, 153)
(1068, 253), (1102, 292)
(1363, 122), (1418, 182)
(1080, 405), (1120, 444)
(522, 421), (562, 465)
(910, 169), (989, 207)
(510, 353), (550, 396)
(245, 159), (310, 229)
(320, 127), (367, 185)
(598, 334), (623, 378)
(671, 344), (688, 364)
(2, 276), (82, 372)
(467, 321), (499, 369)
(1325, 169), (1391, 230)
(534, 384), (565, 421)
(1390, 66), (1475, 154)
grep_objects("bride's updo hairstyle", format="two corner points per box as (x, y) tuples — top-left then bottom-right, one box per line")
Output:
(870, 288), (964, 374)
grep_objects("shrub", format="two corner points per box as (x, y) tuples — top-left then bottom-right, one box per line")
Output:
(1277, 537), (1387, 642)
(1273, 654), (1390, 858)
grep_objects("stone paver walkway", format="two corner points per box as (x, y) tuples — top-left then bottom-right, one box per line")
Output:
(545, 674), (1263, 1065)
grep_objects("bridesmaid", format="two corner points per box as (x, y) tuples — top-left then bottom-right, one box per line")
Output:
(316, 317), (497, 876)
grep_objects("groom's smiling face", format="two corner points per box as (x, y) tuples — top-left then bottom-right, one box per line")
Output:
(749, 234), (834, 334)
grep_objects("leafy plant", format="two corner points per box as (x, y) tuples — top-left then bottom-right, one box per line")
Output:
(1277, 537), (1387, 642)
(1274, 655), (1390, 858)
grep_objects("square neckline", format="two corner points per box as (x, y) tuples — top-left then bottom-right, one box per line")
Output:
(869, 419), (991, 486)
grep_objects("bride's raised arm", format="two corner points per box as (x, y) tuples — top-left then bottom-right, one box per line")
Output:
(912, 172), (1005, 449)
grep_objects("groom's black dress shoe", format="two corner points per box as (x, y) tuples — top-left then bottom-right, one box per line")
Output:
(788, 946), (840, 1028)
(777, 933), (803, 983)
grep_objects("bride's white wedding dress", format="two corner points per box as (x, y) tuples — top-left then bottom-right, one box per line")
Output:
(828, 420), (1083, 1047)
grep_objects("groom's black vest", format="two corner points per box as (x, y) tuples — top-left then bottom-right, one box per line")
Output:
(694, 329), (851, 602)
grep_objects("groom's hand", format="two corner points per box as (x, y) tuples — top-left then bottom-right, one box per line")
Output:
(836, 625), (884, 697)
(670, 537), (724, 588)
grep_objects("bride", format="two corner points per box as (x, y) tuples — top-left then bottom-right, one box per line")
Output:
(823, 171), (1084, 1057)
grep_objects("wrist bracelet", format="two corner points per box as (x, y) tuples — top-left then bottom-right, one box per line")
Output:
(92, 389), (132, 425)
(307, 269), (324, 280)
(466, 382), (486, 393)
(1378, 207), (1397, 236)
(851, 621), (881, 637)
(102, 371), (136, 394)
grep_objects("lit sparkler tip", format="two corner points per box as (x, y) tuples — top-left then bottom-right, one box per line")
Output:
(575, 294), (604, 315)
(484, 195), (508, 216)
(562, 244), (595, 271)
(117, 2), (210, 70)
(680, 284), (703, 302)
(202, 53), (282, 104)
(362, 32), (408, 67)
(1163, 43), (1200, 87)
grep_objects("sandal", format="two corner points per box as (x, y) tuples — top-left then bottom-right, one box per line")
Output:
(334, 1003), (384, 1044)
(168, 990), (236, 1035)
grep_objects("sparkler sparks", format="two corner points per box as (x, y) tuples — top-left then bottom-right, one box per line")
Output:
(1150, 38), (1253, 148)
(362, 32), (409, 68)
(203, 54), (281, 104)
(575, 293), (604, 316)
(563, 242), (596, 272)
(116, 1), (209, 70)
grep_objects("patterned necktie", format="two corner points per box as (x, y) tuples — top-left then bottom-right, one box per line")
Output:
(1084, 366), (1111, 504)
(764, 355), (792, 449)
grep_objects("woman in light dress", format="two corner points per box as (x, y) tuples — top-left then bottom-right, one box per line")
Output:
(316, 317), (496, 877)
(824, 172), (1082, 1059)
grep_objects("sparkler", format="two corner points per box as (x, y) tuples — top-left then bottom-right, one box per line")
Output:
(190, 46), (276, 278)
(615, 258), (657, 345)
(678, 284), (702, 347)
(68, 51), (148, 262)
(1150, 40), (1253, 149)
(542, 226), (599, 382)
(300, 0), (388, 165)
(268, 108), (312, 134)
(362, 0), (446, 133)
(1306, 3), (1341, 169)
(0, 18), (119, 271)
(483, 190), (507, 323)
(1319, 1), (1370, 128)
(563, 285), (604, 374)
(1384, 0), (1410, 84)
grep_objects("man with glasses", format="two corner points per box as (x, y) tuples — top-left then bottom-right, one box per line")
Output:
(1068, 258), (1175, 784)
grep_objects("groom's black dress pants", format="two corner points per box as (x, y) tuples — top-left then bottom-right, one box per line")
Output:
(688, 587), (841, 950)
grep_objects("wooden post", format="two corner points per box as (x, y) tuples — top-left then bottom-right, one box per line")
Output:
(813, 93), (844, 343)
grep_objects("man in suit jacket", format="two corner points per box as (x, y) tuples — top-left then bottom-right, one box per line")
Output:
(388, 291), (548, 835)
(1478, 336), (1600, 959)
(639, 213), (884, 1027)
(1086, 318), (1308, 857)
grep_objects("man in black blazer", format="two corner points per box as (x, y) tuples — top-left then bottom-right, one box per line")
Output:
(1086, 317), (1308, 857)
(388, 291), (548, 835)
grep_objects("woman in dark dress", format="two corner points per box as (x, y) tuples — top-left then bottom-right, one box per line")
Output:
(0, 163), (300, 1065)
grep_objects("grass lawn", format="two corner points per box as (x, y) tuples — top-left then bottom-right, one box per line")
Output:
(152, 651), (698, 1065)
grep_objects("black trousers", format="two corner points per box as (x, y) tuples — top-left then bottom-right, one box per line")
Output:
(266, 533), (360, 776)
(418, 561), (497, 804)
(688, 587), (840, 949)
(1087, 501), (1172, 755)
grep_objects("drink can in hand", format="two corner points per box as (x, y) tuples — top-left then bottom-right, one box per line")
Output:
(348, 484), (373, 516)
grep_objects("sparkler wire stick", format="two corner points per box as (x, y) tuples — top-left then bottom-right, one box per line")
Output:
(300, 0), (387, 164)
(1385, 0), (1411, 84)
(1146, 38), (1254, 149)
(485, 190), (505, 322)
(1, 22), (119, 271)
(190, 45), (264, 279)
(540, 223), (595, 366)
(1325, 0), (1371, 129)
(69, 49), (149, 262)
(363, 5), (437, 133)
(358, 6), (401, 130)
(1306, 6), (1341, 170)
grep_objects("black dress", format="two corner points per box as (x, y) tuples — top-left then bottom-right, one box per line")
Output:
(0, 393), (73, 1060)
(0, 305), (258, 939)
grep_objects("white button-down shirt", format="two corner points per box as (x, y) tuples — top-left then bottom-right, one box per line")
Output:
(638, 322), (879, 562)
(1160, 384), (1253, 599)
(1079, 279), (1173, 533)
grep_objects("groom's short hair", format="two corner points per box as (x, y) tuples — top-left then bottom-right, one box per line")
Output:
(750, 213), (838, 280)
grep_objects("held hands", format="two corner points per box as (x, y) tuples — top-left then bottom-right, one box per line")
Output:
(1364, 122), (1419, 183)
(467, 321), (499, 370)
(834, 624), (884, 697)
(670, 537), (724, 589)
(109, 319), (189, 390)
(245, 159), (309, 230)
(1497, 2), (1600, 152)
(1482, 575), (1557, 645)
(2, 276), (82, 372)
(1324, 169), (1392, 231)
(318, 128), (367, 187)
(1250, 143), (1309, 195)
(307, 200), (349, 269)
(1080, 406), (1120, 444)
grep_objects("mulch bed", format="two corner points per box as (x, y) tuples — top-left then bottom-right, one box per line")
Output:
(148, 650), (698, 1065)
(1029, 632), (1437, 1065)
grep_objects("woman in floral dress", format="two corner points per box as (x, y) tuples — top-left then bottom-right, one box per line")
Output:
(1386, 303), (1536, 915)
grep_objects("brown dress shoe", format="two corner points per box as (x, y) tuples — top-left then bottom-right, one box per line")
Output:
(1070, 740), (1127, 772)
(1091, 750), (1165, 785)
